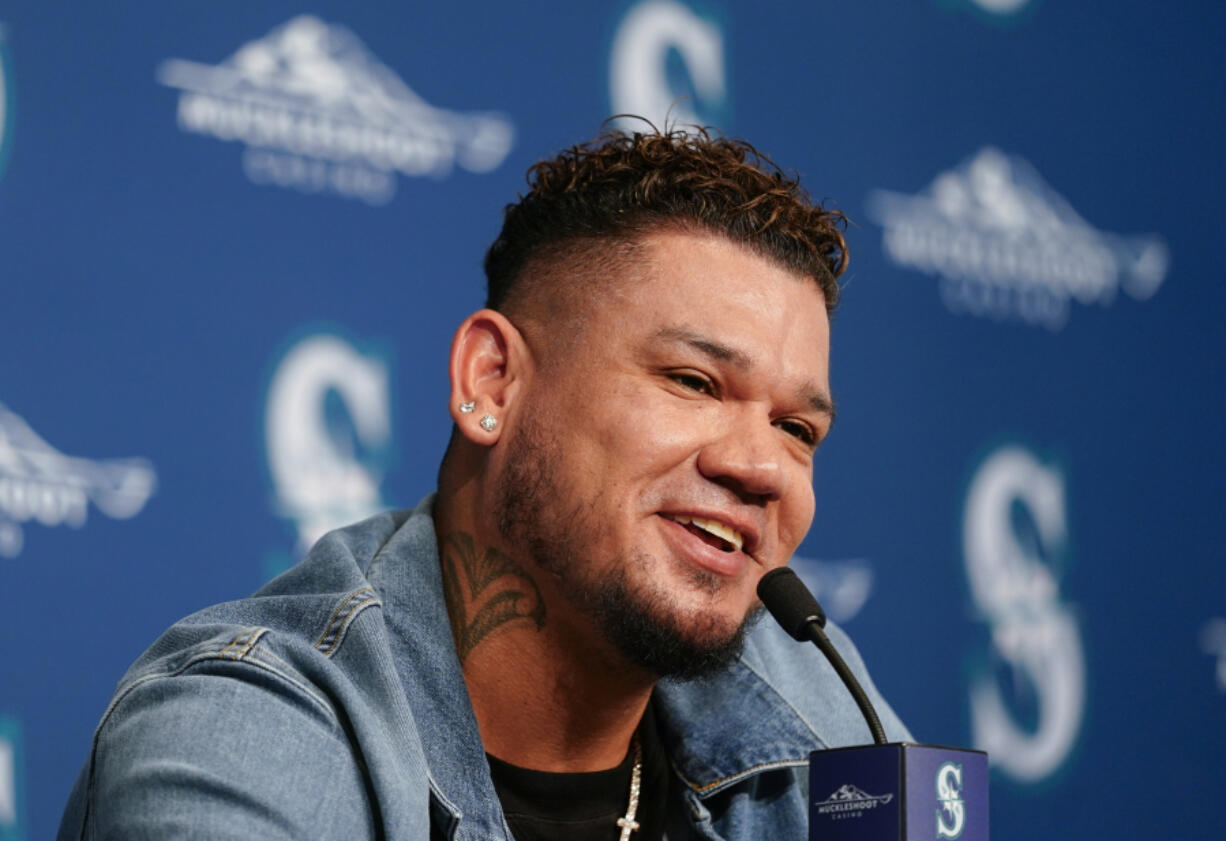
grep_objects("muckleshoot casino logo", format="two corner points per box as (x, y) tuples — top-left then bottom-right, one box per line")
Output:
(813, 784), (893, 819)
(868, 148), (1169, 330)
(157, 15), (514, 205)
(0, 403), (156, 559)
(608, 0), (729, 131)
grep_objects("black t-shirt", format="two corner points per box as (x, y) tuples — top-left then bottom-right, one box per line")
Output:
(487, 703), (674, 841)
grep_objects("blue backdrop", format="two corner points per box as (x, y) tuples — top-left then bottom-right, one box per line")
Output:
(2, 2), (1223, 839)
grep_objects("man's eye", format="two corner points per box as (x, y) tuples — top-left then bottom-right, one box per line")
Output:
(775, 419), (817, 446)
(670, 372), (713, 394)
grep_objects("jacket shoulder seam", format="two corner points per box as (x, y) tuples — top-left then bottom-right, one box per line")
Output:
(313, 587), (382, 657)
(99, 626), (336, 730)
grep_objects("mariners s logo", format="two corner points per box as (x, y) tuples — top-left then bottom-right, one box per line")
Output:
(962, 444), (1085, 782)
(935, 761), (965, 839)
(0, 715), (22, 841)
(264, 332), (393, 560)
(609, 1), (727, 131)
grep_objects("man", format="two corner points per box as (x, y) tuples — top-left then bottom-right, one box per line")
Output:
(59, 127), (908, 840)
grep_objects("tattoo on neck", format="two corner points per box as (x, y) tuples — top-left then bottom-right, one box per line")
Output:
(442, 532), (546, 663)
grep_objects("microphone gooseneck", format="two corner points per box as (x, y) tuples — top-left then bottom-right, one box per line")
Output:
(757, 567), (889, 746)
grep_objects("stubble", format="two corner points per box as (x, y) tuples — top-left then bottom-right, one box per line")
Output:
(492, 409), (759, 680)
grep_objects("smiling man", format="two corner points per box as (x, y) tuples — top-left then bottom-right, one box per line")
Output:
(59, 129), (908, 841)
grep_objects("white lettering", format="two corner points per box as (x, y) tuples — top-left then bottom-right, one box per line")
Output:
(179, 93), (464, 177)
(818, 800), (881, 814)
(242, 149), (395, 205)
(0, 476), (89, 528)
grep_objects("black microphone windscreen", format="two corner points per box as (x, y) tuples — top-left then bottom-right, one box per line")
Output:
(757, 567), (827, 641)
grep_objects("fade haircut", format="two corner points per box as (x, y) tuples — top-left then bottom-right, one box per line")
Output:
(483, 126), (848, 316)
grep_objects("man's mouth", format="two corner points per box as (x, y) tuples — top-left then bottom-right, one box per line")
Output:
(662, 514), (744, 553)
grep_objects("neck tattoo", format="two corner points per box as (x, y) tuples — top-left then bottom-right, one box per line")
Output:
(617, 736), (643, 841)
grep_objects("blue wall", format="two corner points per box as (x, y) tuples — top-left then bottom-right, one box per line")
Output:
(1, 2), (1223, 838)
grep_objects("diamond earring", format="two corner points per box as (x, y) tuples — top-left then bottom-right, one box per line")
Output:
(459, 401), (476, 413)
(480, 414), (497, 432)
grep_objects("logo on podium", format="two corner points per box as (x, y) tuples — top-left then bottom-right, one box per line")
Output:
(936, 762), (966, 839)
(814, 784), (894, 820)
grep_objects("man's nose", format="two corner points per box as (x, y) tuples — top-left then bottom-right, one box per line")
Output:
(695, 415), (787, 502)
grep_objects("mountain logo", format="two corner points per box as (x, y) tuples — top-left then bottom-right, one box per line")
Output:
(867, 147), (1168, 330)
(158, 15), (514, 205)
(0, 403), (156, 559)
(814, 783), (894, 817)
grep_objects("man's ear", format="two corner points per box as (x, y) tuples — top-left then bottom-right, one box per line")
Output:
(448, 309), (531, 443)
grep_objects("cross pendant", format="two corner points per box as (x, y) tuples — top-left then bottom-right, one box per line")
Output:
(617, 815), (641, 840)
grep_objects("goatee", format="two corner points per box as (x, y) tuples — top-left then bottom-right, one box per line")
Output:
(493, 413), (756, 680)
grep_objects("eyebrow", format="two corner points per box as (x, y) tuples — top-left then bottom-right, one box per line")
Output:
(650, 326), (837, 424)
(806, 389), (837, 429)
(652, 327), (753, 369)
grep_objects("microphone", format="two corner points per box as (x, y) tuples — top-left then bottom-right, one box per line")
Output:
(757, 566), (827, 639)
(758, 567), (886, 745)
(757, 566), (990, 840)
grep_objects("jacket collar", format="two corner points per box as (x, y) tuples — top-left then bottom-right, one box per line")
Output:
(364, 497), (509, 840)
(369, 497), (852, 826)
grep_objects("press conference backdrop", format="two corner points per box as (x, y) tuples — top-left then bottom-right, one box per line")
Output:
(1, 2), (1222, 838)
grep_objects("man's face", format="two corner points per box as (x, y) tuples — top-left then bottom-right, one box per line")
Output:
(493, 230), (833, 677)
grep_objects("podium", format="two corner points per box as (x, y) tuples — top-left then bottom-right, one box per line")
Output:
(808, 743), (989, 841)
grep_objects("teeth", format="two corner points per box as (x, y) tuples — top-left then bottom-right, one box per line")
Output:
(669, 515), (744, 552)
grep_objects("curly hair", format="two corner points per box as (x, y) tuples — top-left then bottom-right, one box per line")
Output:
(483, 127), (847, 313)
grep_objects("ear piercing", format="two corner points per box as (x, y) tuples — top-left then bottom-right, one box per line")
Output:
(459, 402), (496, 431)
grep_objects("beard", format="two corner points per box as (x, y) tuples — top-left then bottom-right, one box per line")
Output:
(493, 412), (760, 681)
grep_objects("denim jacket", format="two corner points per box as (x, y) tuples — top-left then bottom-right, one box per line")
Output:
(59, 497), (910, 841)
